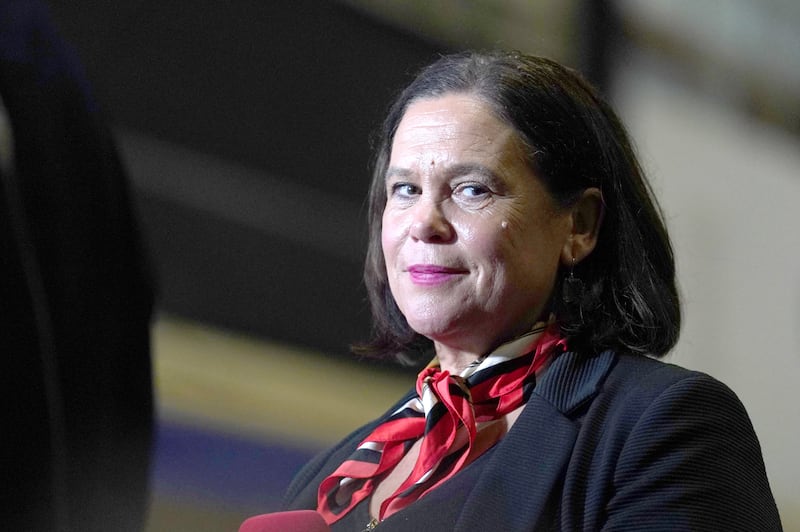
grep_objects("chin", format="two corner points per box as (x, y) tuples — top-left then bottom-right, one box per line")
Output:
(404, 316), (452, 341)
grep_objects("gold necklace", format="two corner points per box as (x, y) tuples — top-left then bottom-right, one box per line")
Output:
(361, 517), (379, 531)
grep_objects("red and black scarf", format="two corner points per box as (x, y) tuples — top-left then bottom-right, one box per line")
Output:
(317, 323), (567, 526)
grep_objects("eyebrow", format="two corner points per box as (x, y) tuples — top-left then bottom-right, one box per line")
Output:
(385, 166), (413, 180)
(385, 163), (502, 187)
(447, 163), (502, 186)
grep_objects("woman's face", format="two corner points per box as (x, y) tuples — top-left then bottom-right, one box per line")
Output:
(381, 93), (574, 356)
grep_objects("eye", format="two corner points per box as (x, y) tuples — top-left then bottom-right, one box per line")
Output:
(389, 182), (420, 198)
(454, 182), (491, 199)
(462, 184), (489, 197)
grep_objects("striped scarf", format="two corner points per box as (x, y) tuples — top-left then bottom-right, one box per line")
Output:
(317, 323), (566, 526)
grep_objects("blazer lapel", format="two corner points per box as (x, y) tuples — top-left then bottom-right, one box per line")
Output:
(455, 350), (616, 531)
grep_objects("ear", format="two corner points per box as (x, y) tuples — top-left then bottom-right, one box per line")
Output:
(560, 188), (604, 266)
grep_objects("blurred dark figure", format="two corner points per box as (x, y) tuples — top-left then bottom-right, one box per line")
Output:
(0, 1), (154, 530)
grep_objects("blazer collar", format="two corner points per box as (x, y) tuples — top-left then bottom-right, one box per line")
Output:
(455, 349), (617, 531)
(534, 349), (617, 415)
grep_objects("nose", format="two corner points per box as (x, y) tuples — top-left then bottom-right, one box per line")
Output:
(409, 198), (454, 243)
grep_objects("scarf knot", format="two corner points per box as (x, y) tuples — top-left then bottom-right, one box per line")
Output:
(317, 324), (566, 525)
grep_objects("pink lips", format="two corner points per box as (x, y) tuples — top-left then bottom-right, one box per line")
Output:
(406, 264), (467, 285)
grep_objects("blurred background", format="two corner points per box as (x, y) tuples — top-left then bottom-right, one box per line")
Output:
(40, 0), (800, 530)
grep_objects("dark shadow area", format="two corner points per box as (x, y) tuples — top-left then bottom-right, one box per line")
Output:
(45, 0), (445, 362)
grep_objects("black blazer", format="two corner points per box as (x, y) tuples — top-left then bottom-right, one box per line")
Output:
(284, 351), (782, 531)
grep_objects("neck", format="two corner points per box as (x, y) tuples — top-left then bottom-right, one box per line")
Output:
(432, 341), (484, 374)
(431, 319), (554, 374)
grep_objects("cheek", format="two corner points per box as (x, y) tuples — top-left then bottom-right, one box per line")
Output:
(458, 219), (508, 266)
(494, 213), (564, 273)
(381, 211), (404, 267)
(380, 218), (389, 247)
(380, 230), (393, 266)
(380, 210), (394, 245)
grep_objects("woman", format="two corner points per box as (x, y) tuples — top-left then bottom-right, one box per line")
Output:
(280, 52), (781, 531)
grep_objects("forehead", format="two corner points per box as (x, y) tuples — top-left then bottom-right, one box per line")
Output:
(398, 94), (504, 132)
(390, 94), (521, 164)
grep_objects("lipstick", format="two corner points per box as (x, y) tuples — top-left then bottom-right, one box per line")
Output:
(406, 264), (466, 285)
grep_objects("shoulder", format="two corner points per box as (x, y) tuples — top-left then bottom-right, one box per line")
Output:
(534, 349), (706, 419)
(592, 352), (753, 431)
(607, 350), (703, 386)
(604, 352), (731, 406)
(573, 352), (763, 465)
(566, 352), (783, 530)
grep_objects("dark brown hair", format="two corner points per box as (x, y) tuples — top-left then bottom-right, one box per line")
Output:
(357, 51), (680, 364)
